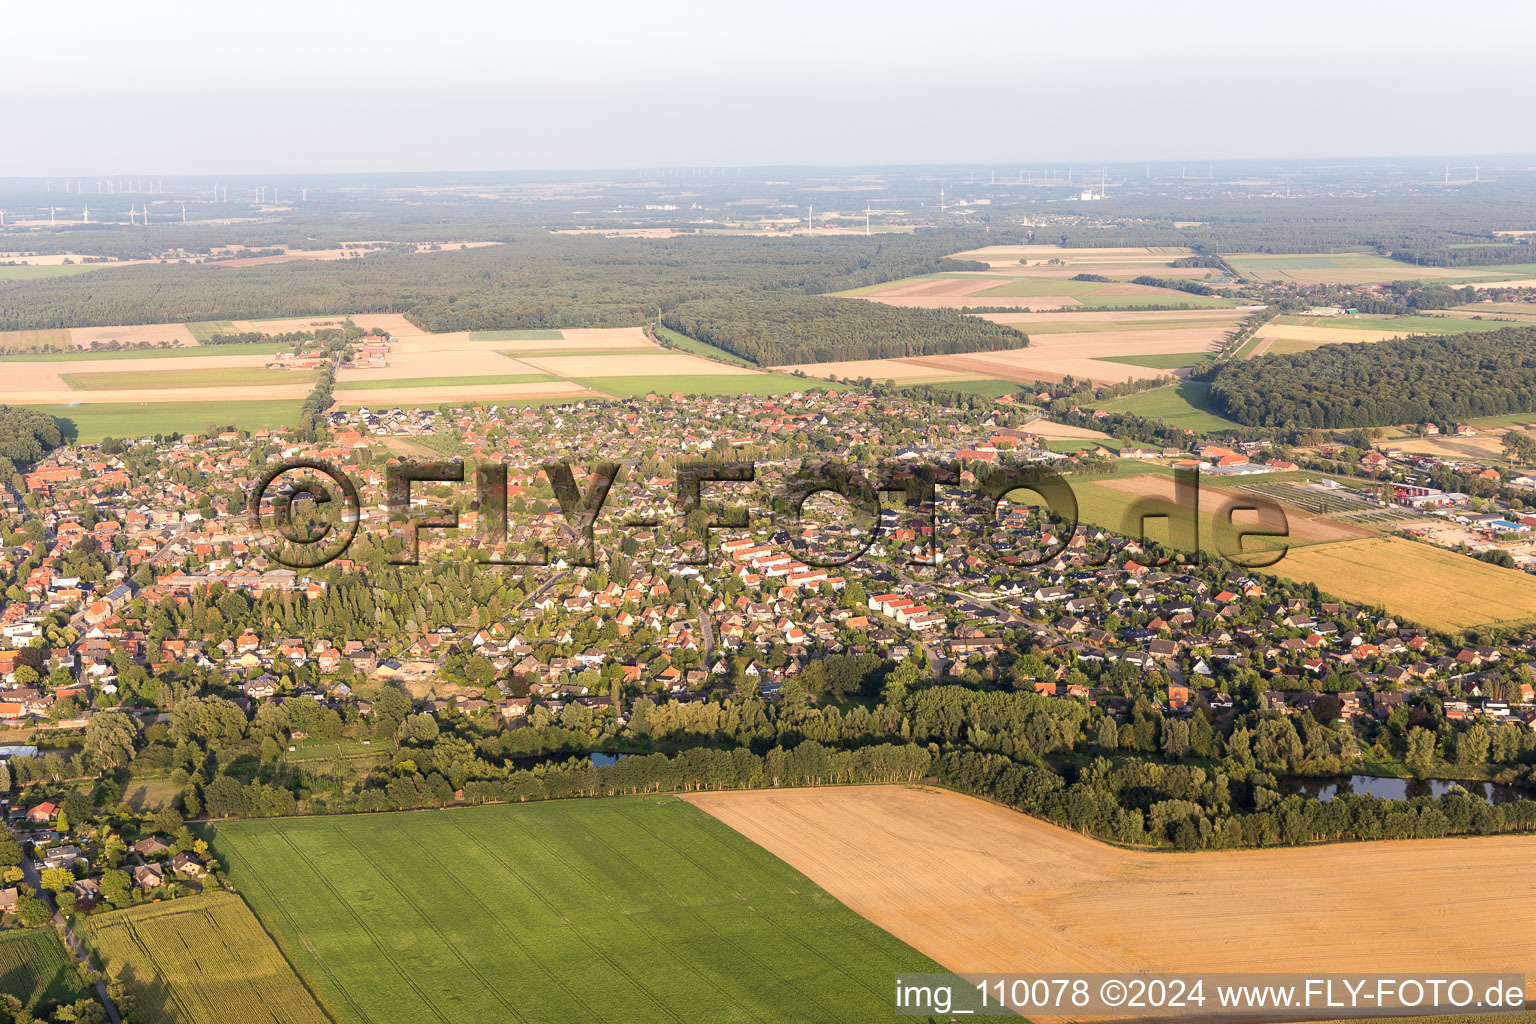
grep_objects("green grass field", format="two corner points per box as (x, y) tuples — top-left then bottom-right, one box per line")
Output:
(2, 342), (289, 362)
(973, 278), (1236, 308)
(1225, 253), (1418, 281)
(467, 329), (564, 341)
(1271, 314), (1512, 334)
(0, 264), (102, 280)
(31, 400), (305, 442)
(1095, 352), (1213, 369)
(653, 326), (758, 367)
(185, 321), (236, 342)
(903, 378), (1027, 397)
(79, 893), (331, 1024)
(1092, 381), (1240, 431)
(334, 373), (555, 391)
(0, 927), (87, 1011)
(61, 367), (312, 391)
(576, 374), (842, 397)
(214, 797), (939, 1024)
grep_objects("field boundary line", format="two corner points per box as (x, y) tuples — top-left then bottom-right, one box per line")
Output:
(271, 824), (453, 1024)
(611, 800), (896, 1002)
(509, 806), (772, 1024)
(215, 835), (360, 1024)
(440, 813), (687, 1024)
(385, 821), (604, 1023)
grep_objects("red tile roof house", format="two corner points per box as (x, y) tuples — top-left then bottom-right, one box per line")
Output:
(26, 802), (57, 824)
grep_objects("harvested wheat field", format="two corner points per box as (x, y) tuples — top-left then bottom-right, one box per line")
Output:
(685, 786), (1536, 1003)
(334, 380), (595, 405)
(949, 245), (1195, 268)
(335, 349), (540, 382)
(775, 358), (983, 383)
(1020, 417), (1109, 440)
(901, 335), (1207, 386)
(69, 322), (199, 347)
(982, 308), (1258, 326)
(1089, 473), (1366, 546)
(520, 351), (755, 377)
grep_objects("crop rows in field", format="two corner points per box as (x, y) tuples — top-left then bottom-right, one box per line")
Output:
(214, 797), (939, 1024)
(0, 927), (86, 1010)
(78, 892), (331, 1024)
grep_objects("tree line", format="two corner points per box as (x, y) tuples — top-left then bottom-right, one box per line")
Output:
(1208, 327), (1536, 428)
(660, 296), (1028, 365)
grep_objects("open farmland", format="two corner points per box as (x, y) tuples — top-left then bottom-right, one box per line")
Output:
(1226, 252), (1427, 284)
(1270, 535), (1536, 630)
(0, 927), (87, 1011)
(1064, 472), (1355, 557)
(214, 797), (939, 1024)
(791, 314), (1244, 388)
(61, 366), (315, 391)
(35, 400), (305, 442)
(79, 892), (332, 1024)
(1091, 381), (1241, 430)
(843, 273), (1236, 310)
(1252, 314), (1513, 355)
(947, 244), (1200, 274)
(686, 786), (1536, 1002)
(574, 373), (834, 397)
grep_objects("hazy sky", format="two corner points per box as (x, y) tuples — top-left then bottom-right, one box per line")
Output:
(6, 0), (1535, 174)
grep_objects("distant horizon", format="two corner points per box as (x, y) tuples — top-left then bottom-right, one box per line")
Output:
(10, 0), (1535, 176)
(3, 154), (1536, 185)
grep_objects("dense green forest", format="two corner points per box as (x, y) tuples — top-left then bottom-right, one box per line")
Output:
(660, 296), (1027, 365)
(0, 405), (67, 469)
(0, 231), (1001, 332)
(1044, 193), (1536, 258)
(1208, 327), (1536, 428)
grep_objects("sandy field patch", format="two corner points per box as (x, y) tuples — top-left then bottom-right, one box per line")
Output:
(1020, 417), (1109, 440)
(685, 786), (1536, 1005)
(1093, 474), (1366, 544)
(902, 351), (1141, 386)
(774, 359), (982, 383)
(0, 251), (100, 266)
(333, 381), (593, 405)
(1472, 278), (1536, 290)
(981, 309), (1256, 326)
(973, 263), (1217, 280)
(335, 350), (538, 382)
(858, 294), (1083, 310)
(15, 385), (315, 404)
(69, 323), (199, 347)
(869, 275), (1003, 298)
(950, 245), (1194, 267)
(499, 336), (656, 353)
(1390, 434), (1521, 460)
(1254, 324), (1425, 345)
(8, 353), (284, 400)
(520, 352), (756, 378)
(1028, 328), (1231, 357)
(230, 316), (356, 335)
(553, 327), (652, 344)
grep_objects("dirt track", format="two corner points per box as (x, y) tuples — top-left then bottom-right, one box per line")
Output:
(684, 786), (1536, 1003)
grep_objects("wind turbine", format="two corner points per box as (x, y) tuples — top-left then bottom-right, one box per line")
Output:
(82, 204), (88, 223)
(0, 211), (6, 227)
(181, 202), (186, 223)
(865, 204), (871, 236)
